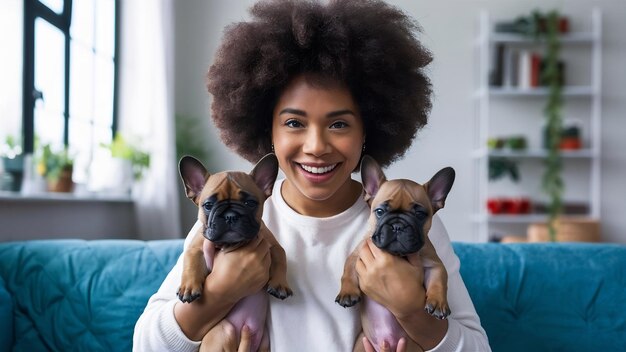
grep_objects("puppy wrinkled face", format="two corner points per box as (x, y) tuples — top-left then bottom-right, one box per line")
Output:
(200, 173), (264, 249)
(179, 154), (279, 250)
(369, 180), (433, 256)
(371, 202), (428, 255)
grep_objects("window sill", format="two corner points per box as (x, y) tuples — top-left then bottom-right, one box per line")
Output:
(0, 190), (132, 203)
(0, 190), (137, 241)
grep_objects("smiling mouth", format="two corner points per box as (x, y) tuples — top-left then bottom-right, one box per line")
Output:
(299, 163), (338, 174)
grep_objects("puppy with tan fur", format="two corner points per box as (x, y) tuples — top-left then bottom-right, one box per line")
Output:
(337, 156), (455, 351)
(177, 154), (292, 351)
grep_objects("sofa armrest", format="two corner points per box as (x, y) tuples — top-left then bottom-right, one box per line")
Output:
(0, 275), (14, 350)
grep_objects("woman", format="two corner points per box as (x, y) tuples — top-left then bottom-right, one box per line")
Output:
(133, 1), (490, 351)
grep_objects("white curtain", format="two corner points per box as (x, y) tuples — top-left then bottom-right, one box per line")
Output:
(118, 0), (181, 240)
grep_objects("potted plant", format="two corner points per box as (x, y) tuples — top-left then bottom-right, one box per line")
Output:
(538, 10), (565, 241)
(516, 9), (566, 241)
(38, 144), (74, 193)
(1, 135), (24, 191)
(100, 134), (150, 195)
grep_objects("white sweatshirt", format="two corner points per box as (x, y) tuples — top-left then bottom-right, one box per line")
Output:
(133, 179), (491, 351)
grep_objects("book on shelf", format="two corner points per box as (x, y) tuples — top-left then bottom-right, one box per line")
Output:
(489, 48), (566, 89)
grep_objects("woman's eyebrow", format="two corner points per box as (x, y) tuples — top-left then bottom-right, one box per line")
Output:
(278, 108), (306, 116)
(278, 108), (356, 118)
(326, 109), (356, 118)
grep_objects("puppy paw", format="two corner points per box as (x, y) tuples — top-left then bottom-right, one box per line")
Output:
(177, 284), (203, 303)
(424, 297), (451, 319)
(266, 283), (293, 300)
(335, 290), (362, 308)
(177, 273), (206, 303)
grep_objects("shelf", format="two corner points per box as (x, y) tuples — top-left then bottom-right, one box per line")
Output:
(488, 86), (594, 96)
(473, 9), (602, 242)
(472, 148), (596, 159)
(490, 32), (595, 44)
(473, 214), (593, 224)
(0, 190), (133, 203)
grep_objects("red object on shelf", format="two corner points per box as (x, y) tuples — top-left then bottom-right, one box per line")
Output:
(487, 198), (503, 214)
(530, 53), (541, 87)
(487, 197), (531, 215)
(559, 137), (582, 150)
(559, 17), (570, 33)
(501, 198), (514, 214)
(510, 197), (531, 214)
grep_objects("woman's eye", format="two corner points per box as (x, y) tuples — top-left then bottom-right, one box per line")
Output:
(285, 119), (303, 128)
(330, 121), (348, 129)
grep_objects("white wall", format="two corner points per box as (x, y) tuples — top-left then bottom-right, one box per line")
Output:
(174, 0), (626, 243)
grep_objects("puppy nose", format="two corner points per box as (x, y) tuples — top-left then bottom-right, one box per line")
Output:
(391, 222), (407, 233)
(223, 210), (239, 224)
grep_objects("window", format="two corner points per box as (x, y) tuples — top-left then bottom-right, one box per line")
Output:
(23, 0), (119, 184)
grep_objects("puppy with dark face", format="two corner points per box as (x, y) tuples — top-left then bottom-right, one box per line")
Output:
(336, 155), (455, 351)
(178, 154), (292, 350)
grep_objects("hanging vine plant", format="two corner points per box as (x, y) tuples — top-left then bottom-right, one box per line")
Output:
(535, 10), (564, 241)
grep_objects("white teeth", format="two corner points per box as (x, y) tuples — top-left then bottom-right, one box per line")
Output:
(300, 164), (337, 174)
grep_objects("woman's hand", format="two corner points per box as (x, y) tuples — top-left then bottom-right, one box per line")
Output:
(200, 320), (270, 352)
(354, 332), (419, 352)
(355, 239), (447, 350)
(355, 239), (426, 319)
(206, 235), (273, 304)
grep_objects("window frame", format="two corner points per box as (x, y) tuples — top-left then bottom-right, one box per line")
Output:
(22, 0), (120, 154)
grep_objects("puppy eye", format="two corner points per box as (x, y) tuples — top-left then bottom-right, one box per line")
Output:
(203, 201), (214, 212)
(414, 210), (428, 219)
(244, 199), (258, 208)
(374, 208), (385, 218)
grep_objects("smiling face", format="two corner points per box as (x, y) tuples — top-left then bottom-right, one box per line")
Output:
(272, 74), (365, 217)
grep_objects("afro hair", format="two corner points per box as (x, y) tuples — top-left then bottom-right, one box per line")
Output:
(207, 0), (432, 168)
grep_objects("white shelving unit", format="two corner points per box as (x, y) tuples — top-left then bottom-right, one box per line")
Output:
(473, 9), (602, 242)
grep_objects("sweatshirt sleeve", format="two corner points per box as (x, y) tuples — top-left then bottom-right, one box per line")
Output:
(426, 215), (492, 352)
(132, 222), (203, 352)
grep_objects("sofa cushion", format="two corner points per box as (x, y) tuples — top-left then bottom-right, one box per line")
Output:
(453, 242), (626, 352)
(0, 239), (182, 351)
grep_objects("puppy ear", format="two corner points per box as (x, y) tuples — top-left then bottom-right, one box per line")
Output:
(179, 156), (210, 205)
(360, 155), (387, 202)
(425, 167), (455, 213)
(250, 153), (279, 198)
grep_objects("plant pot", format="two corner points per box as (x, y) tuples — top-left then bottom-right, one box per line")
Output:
(47, 167), (74, 193)
(2, 155), (24, 192)
(527, 217), (600, 242)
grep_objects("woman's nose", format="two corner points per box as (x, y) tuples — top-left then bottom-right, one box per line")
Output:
(302, 128), (331, 156)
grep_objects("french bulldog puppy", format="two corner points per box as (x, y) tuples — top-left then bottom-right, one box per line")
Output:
(178, 154), (292, 351)
(336, 155), (455, 352)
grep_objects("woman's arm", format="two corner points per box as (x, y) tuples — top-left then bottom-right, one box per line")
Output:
(133, 221), (272, 351)
(356, 215), (491, 352)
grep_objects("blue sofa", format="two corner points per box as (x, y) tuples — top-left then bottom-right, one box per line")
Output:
(1, 240), (625, 351)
